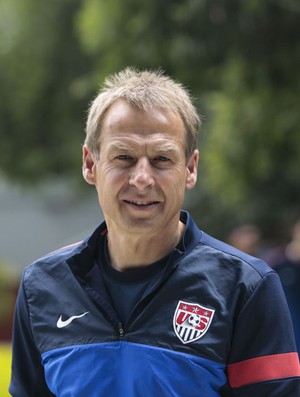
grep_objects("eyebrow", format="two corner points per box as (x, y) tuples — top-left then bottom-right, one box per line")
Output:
(154, 144), (180, 155)
(106, 141), (182, 160)
(107, 142), (132, 152)
(108, 142), (179, 153)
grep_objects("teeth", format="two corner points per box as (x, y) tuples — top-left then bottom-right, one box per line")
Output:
(128, 200), (154, 206)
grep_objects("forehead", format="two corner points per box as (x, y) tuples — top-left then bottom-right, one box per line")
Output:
(100, 100), (186, 147)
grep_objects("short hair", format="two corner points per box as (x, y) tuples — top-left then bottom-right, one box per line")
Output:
(85, 67), (201, 160)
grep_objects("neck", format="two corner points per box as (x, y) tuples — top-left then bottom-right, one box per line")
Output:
(106, 221), (185, 271)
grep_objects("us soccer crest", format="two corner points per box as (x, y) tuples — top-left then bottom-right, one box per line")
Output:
(173, 300), (215, 344)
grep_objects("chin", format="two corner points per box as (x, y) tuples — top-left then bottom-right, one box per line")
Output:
(124, 217), (158, 232)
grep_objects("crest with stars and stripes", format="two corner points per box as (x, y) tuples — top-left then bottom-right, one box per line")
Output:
(173, 300), (215, 344)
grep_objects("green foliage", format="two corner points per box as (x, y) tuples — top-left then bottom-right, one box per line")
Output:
(202, 57), (300, 235)
(0, 0), (299, 237)
(0, 0), (93, 183)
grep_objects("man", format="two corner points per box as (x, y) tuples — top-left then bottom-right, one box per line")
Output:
(266, 215), (300, 354)
(10, 68), (300, 396)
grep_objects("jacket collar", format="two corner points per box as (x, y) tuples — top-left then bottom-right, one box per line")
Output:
(69, 210), (202, 278)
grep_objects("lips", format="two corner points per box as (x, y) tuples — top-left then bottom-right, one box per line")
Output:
(123, 199), (159, 207)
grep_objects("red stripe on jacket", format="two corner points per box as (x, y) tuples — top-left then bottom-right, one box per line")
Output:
(228, 352), (300, 388)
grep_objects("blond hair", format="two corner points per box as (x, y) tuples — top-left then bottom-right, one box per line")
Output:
(85, 67), (200, 160)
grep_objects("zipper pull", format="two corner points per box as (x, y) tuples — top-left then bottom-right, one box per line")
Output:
(118, 322), (124, 337)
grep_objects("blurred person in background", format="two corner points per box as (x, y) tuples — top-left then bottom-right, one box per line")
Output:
(267, 216), (300, 355)
(9, 68), (300, 396)
(227, 224), (262, 257)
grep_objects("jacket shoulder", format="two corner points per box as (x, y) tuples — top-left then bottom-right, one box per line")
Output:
(198, 231), (273, 278)
(23, 240), (85, 281)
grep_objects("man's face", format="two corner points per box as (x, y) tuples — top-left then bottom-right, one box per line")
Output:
(83, 100), (198, 237)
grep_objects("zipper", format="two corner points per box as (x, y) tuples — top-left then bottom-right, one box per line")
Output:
(118, 322), (125, 337)
(77, 250), (182, 339)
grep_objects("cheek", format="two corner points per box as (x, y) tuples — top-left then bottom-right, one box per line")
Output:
(161, 170), (187, 195)
(96, 168), (128, 196)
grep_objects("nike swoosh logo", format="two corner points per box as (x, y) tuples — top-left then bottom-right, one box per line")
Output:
(56, 311), (89, 328)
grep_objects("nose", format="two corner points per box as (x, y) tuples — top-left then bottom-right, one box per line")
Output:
(129, 157), (155, 191)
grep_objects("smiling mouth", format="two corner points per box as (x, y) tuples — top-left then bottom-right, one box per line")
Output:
(124, 200), (159, 207)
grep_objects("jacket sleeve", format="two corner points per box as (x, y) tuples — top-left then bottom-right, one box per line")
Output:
(9, 276), (55, 397)
(222, 271), (300, 396)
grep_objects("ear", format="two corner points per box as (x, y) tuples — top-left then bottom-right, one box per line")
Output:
(185, 150), (199, 190)
(82, 145), (97, 185)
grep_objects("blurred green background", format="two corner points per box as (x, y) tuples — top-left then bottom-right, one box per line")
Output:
(0, 0), (299, 394)
(0, 0), (299, 236)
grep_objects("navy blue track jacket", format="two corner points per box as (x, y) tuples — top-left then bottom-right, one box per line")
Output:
(10, 211), (300, 396)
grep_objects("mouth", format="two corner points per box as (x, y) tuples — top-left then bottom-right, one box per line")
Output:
(123, 199), (159, 207)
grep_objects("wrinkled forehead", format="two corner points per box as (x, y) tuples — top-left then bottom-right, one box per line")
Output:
(104, 136), (184, 159)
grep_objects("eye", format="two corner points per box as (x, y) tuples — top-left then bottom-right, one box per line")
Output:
(115, 154), (133, 161)
(152, 155), (172, 168)
(155, 156), (170, 162)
